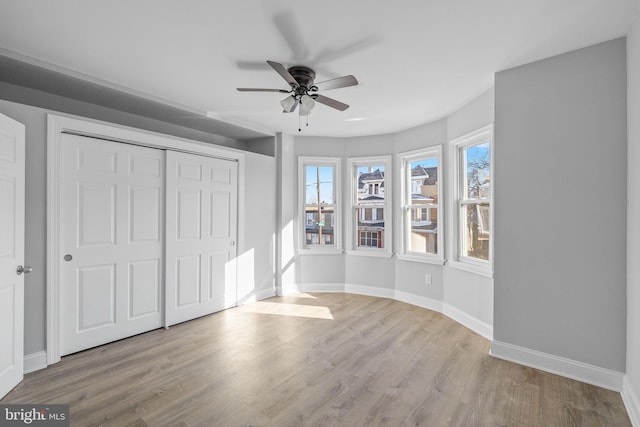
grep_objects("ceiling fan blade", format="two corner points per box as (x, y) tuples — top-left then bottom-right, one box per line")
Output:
(315, 75), (359, 91)
(235, 60), (271, 71)
(273, 12), (309, 62)
(267, 60), (298, 87)
(314, 94), (349, 111)
(313, 37), (380, 64)
(237, 88), (290, 93)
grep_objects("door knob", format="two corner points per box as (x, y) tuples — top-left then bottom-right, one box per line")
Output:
(16, 265), (33, 275)
(64, 254), (73, 261)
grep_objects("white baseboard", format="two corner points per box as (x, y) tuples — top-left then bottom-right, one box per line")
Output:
(623, 376), (640, 427)
(344, 283), (395, 299)
(286, 282), (396, 300)
(292, 283), (346, 293)
(394, 290), (442, 313)
(24, 351), (47, 374)
(443, 303), (493, 340)
(490, 340), (624, 392)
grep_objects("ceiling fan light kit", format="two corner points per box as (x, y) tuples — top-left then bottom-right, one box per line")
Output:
(300, 94), (315, 110)
(280, 95), (296, 112)
(237, 60), (358, 132)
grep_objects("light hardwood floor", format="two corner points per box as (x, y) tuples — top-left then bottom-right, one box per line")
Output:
(2, 293), (632, 426)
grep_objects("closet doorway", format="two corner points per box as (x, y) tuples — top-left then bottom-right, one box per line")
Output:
(48, 116), (242, 361)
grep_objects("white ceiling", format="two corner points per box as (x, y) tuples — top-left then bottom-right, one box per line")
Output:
(0, 0), (638, 137)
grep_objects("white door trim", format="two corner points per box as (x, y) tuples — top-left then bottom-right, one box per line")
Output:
(47, 113), (246, 364)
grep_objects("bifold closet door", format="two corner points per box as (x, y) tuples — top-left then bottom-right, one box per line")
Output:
(60, 134), (164, 355)
(165, 151), (238, 326)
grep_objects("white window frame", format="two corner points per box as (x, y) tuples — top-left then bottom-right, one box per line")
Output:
(397, 146), (444, 264)
(347, 156), (392, 257)
(449, 124), (494, 277)
(297, 157), (342, 254)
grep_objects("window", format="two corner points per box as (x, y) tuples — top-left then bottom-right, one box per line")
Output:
(298, 157), (341, 253)
(450, 125), (493, 275)
(348, 156), (392, 255)
(359, 230), (378, 247)
(399, 146), (443, 263)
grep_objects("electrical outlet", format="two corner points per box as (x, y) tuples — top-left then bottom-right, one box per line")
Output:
(425, 273), (432, 285)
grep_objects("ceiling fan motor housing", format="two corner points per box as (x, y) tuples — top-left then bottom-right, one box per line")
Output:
(288, 66), (316, 91)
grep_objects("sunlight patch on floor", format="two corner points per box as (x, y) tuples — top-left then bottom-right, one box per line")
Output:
(288, 293), (317, 299)
(238, 301), (334, 320)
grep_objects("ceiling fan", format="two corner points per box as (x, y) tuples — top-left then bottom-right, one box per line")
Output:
(237, 60), (358, 125)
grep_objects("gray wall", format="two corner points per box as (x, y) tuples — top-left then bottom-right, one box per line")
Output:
(238, 152), (277, 303)
(391, 120), (448, 301)
(275, 133), (297, 293)
(494, 39), (627, 371)
(0, 98), (276, 356)
(291, 135), (347, 286)
(344, 133), (398, 291)
(627, 14), (640, 409)
(444, 89), (495, 327)
(245, 136), (275, 157)
(447, 88), (495, 141)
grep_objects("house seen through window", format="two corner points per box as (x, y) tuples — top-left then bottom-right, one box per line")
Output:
(355, 164), (386, 249)
(406, 158), (439, 255)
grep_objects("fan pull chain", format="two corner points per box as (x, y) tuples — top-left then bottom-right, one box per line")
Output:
(298, 114), (301, 132)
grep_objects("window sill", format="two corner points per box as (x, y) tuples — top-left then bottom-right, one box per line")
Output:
(297, 248), (344, 256)
(345, 250), (393, 258)
(396, 254), (445, 265)
(447, 260), (493, 278)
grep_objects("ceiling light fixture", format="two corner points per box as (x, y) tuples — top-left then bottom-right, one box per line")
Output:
(280, 95), (296, 112)
(281, 90), (317, 131)
(298, 95), (312, 130)
(293, 92), (316, 131)
(299, 105), (311, 116)
(301, 94), (315, 111)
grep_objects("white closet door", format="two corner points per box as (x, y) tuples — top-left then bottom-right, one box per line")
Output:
(60, 134), (164, 355)
(0, 114), (25, 399)
(165, 151), (238, 326)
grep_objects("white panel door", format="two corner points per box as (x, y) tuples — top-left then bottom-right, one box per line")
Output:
(60, 134), (164, 355)
(165, 151), (238, 326)
(0, 114), (25, 399)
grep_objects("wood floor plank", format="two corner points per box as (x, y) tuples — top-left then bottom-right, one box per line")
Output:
(1, 293), (631, 426)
